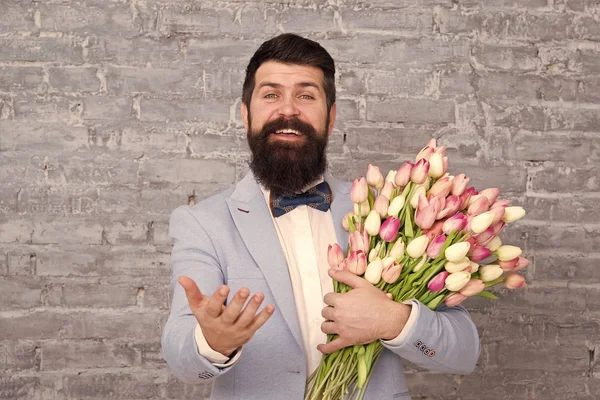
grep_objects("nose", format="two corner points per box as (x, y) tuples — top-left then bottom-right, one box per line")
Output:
(278, 96), (300, 118)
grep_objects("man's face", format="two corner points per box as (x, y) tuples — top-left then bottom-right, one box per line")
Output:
(242, 61), (337, 194)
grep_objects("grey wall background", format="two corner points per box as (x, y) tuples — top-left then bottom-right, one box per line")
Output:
(0, 0), (599, 399)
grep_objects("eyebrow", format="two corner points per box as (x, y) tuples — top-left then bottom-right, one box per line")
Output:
(257, 81), (322, 91)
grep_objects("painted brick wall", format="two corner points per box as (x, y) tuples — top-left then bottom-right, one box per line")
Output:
(1, 1), (599, 399)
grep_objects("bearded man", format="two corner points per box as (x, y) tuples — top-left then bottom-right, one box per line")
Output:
(162, 33), (480, 399)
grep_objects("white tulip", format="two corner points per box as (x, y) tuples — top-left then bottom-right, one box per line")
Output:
(471, 211), (494, 234)
(445, 271), (471, 291)
(445, 242), (471, 263)
(496, 245), (522, 261)
(354, 200), (370, 217)
(387, 195), (405, 217)
(364, 210), (381, 236)
(485, 236), (502, 252)
(364, 258), (384, 284)
(410, 185), (426, 209)
(444, 257), (471, 273)
(469, 260), (480, 273)
(389, 240), (405, 260)
(479, 264), (503, 282)
(407, 235), (430, 259)
(502, 206), (526, 223)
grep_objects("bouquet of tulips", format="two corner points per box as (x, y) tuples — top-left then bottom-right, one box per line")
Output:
(304, 139), (528, 400)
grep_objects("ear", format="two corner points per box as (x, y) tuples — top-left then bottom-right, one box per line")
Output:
(241, 102), (249, 132)
(327, 103), (337, 137)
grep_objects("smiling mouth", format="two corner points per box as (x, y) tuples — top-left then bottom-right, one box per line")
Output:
(272, 129), (302, 136)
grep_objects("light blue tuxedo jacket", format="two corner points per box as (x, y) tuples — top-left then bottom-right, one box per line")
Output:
(162, 172), (481, 399)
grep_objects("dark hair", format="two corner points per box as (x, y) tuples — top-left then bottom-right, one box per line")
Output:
(242, 33), (336, 112)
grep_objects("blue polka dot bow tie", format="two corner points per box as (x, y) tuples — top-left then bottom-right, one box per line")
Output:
(271, 181), (332, 217)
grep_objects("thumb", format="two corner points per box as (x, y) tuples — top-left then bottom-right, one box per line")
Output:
(178, 276), (206, 310)
(328, 269), (368, 289)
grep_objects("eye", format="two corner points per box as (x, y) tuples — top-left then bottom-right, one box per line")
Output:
(300, 94), (315, 100)
(264, 93), (278, 99)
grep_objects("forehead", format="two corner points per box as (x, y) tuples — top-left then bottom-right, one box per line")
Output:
(253, 61), (324, 90)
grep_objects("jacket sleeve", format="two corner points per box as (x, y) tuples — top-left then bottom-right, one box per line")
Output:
(380, 299), (481, 375)
(161, 205), (239, 384)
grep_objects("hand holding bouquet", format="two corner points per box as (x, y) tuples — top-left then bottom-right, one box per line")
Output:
(305, 139), (528, 400)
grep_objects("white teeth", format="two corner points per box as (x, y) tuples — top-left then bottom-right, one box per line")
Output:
(275, 129), (300, 135)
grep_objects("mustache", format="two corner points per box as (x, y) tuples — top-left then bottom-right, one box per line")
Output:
(257, 116), (317, 138)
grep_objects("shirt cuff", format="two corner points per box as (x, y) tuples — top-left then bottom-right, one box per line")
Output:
(194, 323), (242, 367)
(381, 299), (420, 346)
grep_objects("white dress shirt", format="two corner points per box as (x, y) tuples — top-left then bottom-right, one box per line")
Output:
(194, 178), (415, 375)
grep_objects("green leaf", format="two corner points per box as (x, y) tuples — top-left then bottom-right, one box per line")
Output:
(476, 290), (499, 300)
(348, 215), (356, 233)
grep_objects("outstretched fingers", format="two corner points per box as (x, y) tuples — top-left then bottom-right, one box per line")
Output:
(178, 276), (206, 311)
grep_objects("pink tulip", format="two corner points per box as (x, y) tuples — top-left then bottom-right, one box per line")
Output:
(415, 145), (435, 162)
(327, 244), (345, 269)
(395, 162), (413, 187)
(435, 145), (447, 157)
(348, 250), (367, 275)
(410, 159), (430, 184)
(444, 293), (467, 307)
(426, 234), (447, 259)
(480, 188), (500, 204)
(428, 271), (449, 292)
(451, 174), (470, 196)
(366, 164), (384, 190)
(429, 177), (453, 198)
(382, 262), (403, 284)
(489, 206), (505, 224)
(474, 226), (495, 246)
(374, 195), (390, 218)
(415, 195), (441, 230)
(459, 279), (485, 296)
(504, 273), (526, 289)
(337, 259), (348, 271)
(437, 194), (461, 220)
(350, 177), (369, 204)
(469, 246), (491, 262)
(425, 138), (437, 148)
(467, 196), (490, 216)
(491, 199), (511, 209)
(442, 213), (467, 235)
(349, 231), (368, 253)
(423, 220), (444, 242)
(442, 156), (448, 175)
(381, 181), (394, 199)
(459, 187), (478, 210)
(499, 257), (519, 271)
(379, 216), (401, 242)
(514, 257), (529, 271)
(465, 237), (477, 249)
(492, 221), (505, 236)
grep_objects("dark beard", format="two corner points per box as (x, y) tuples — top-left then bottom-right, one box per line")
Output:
(247, 114), (329, 195)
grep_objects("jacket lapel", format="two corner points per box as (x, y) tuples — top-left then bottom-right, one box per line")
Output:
(225, 172), (353, 353)
(226, 173), (303, 350)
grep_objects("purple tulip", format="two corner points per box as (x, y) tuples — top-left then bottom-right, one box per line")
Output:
(379, 216), (401, 242)
(426, 234), (447, 259)
(442, 212), (467, 235)
(427, 271), (449, 292)
(469, 246), (492, 262)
